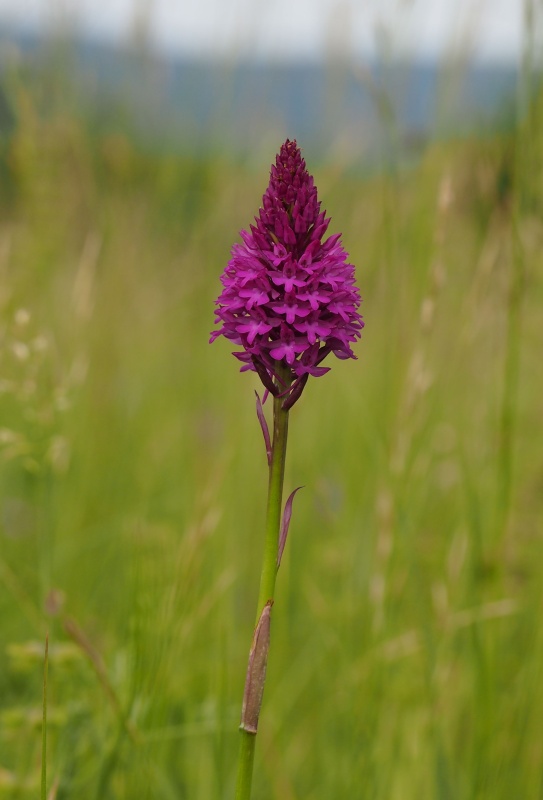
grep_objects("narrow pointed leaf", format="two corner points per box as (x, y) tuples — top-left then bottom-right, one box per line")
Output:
(255, 391), (272, 466)
(240, 601), (273, 734)
(277, 486), (303, 568)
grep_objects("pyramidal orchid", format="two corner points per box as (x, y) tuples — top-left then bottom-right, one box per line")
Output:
(211, 138), (363, 409)
(210, 140), (363, 800)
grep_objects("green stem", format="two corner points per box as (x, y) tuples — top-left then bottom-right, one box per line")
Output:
(496, 217), (523, 540)
(236, 731), (257, 800)
(41, 633), (49, 800)
(256, 375), (290, 617)
(235, 364), (291, 800)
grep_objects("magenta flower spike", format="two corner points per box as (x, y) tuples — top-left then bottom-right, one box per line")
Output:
(210, 139), (363, 409)
(213, 141), (364, 800)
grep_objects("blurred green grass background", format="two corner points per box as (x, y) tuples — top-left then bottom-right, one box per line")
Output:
(1, 46), (543, 800)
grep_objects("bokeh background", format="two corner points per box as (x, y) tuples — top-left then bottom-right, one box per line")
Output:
(0, 1), (542, 798)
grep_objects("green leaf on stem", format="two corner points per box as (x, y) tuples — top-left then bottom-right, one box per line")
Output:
(277, 486), (303, 568)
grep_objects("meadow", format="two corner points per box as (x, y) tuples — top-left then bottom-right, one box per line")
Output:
(0, 55), (542, 799)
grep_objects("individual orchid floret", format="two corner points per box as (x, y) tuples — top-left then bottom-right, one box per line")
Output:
(210, 139), (363, 408)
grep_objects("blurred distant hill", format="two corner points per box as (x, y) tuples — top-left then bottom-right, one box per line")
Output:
(0, 27), (518, 164)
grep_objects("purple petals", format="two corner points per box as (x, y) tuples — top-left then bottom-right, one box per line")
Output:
(298, 239), (320, 270)
(269, 340), (306, 365)
(236, 312), (273, 345)
(277, 486), (303, 568)
(293, 313), (333, 345)
(269, 243), (289, 266)
(268, 258), (306, 292)
(210, 139), (363, 406)
(297, 362), (330, 378)
(327, 293), (358, 322)
(271, 292), (312, 324)
(294, 343), (332, 378)
(239, 286), (269, 309)
(268, 324), (307, 365)
(296, 286), (331, 310)
(255, 391), (272, 466)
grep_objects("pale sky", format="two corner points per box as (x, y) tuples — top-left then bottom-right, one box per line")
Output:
(0, 0), (529, 62)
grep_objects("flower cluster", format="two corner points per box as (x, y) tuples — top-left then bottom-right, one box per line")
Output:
(210, 139), (363, 408)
